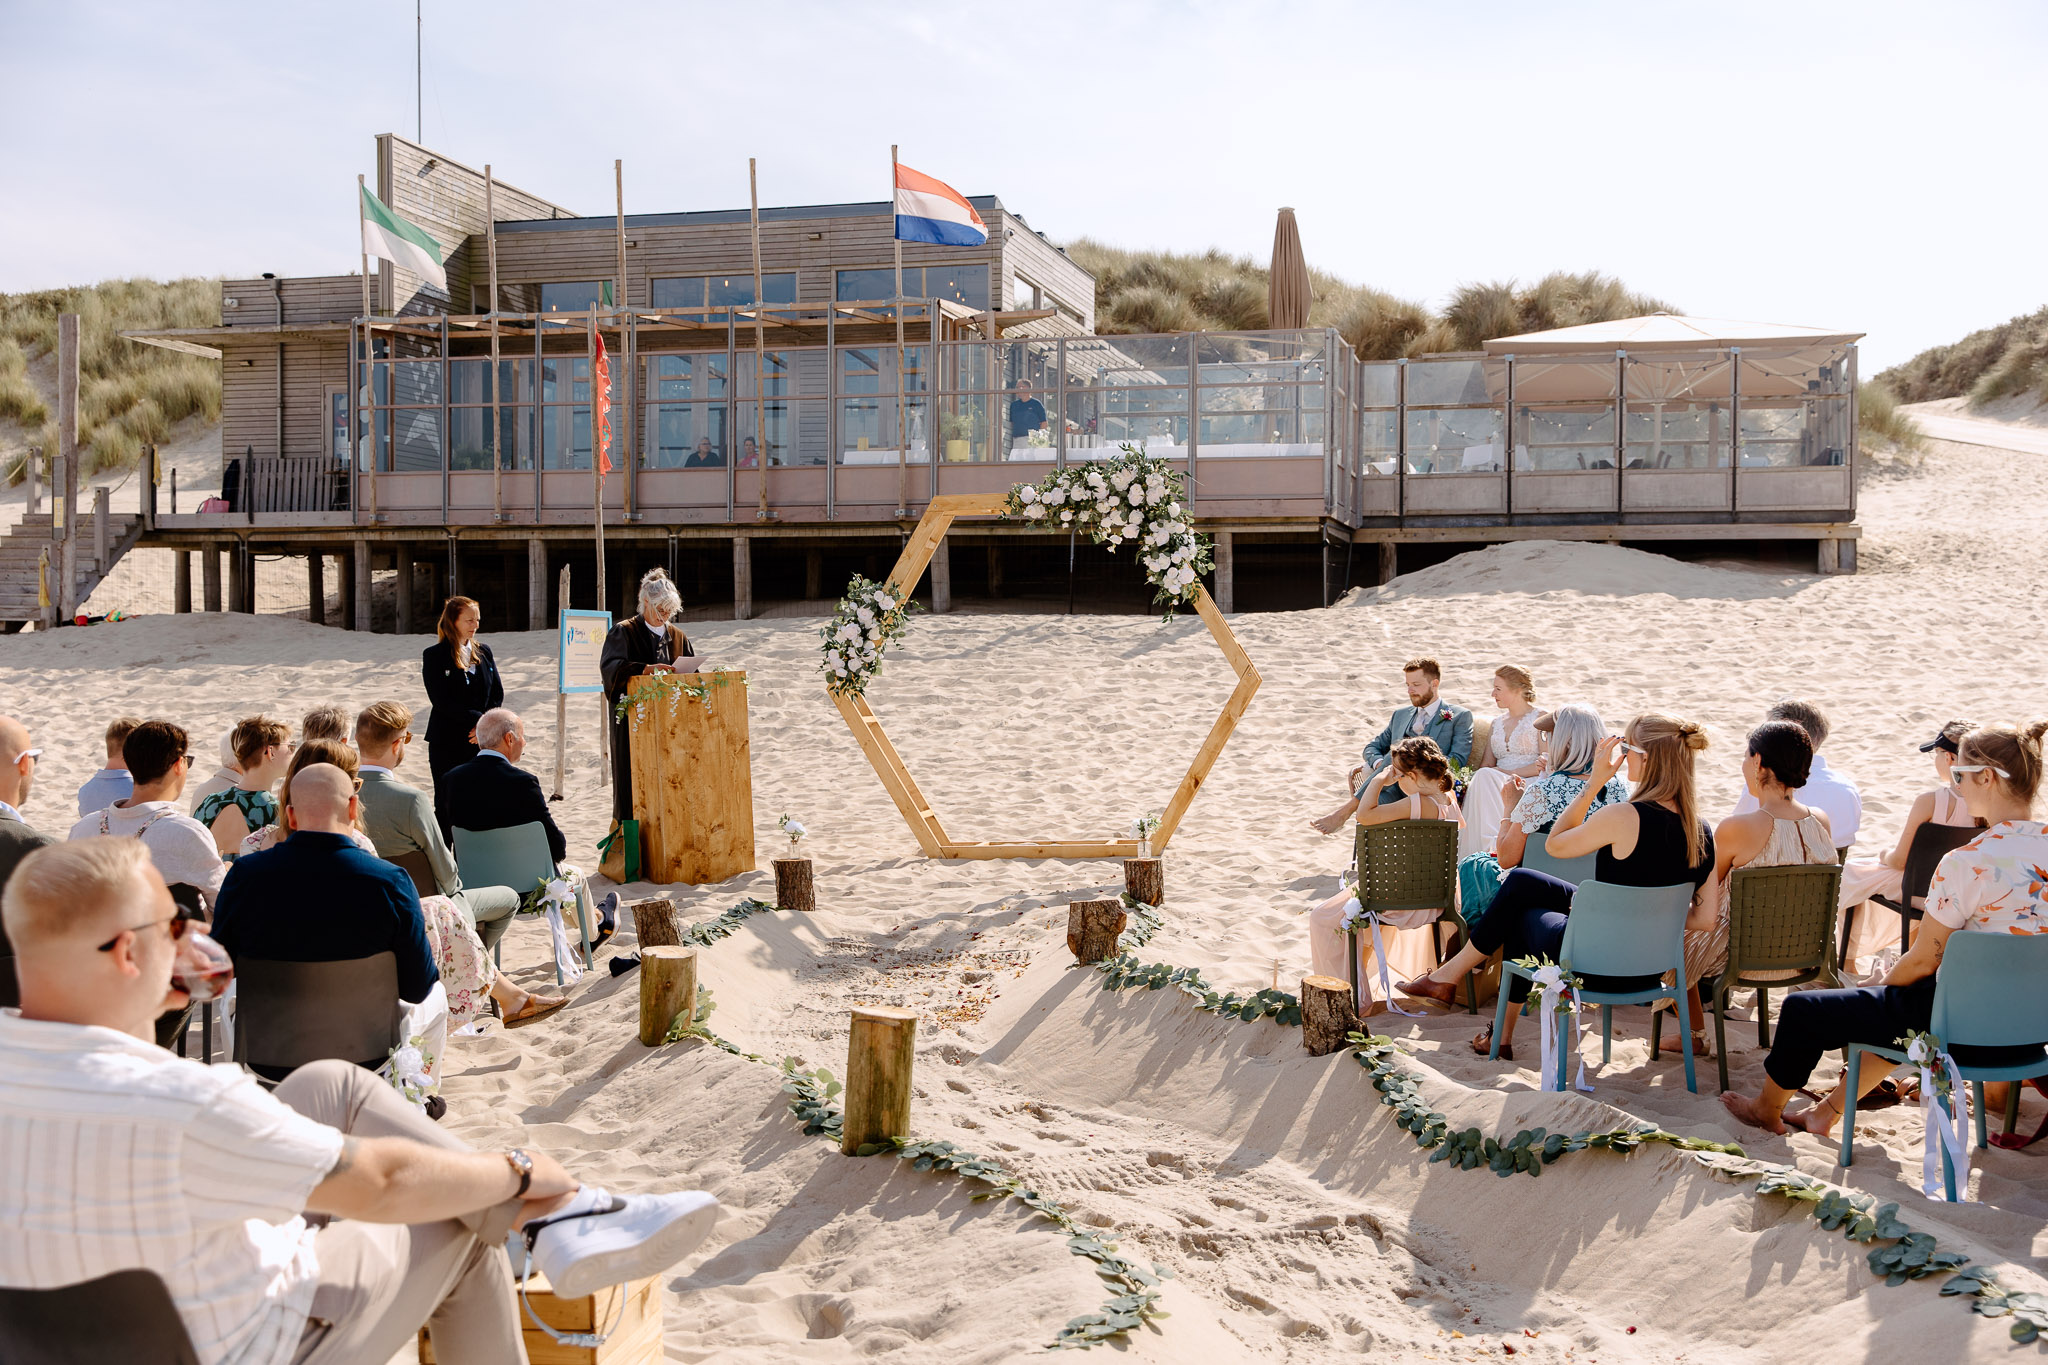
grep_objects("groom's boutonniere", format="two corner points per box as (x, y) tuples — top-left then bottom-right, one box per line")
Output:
(1437, 706), (1453, 726)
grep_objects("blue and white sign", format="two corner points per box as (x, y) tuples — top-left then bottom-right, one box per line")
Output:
(558, 609), (612, 694)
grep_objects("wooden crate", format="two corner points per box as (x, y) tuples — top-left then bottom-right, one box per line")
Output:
(418, 1271), (661, 1365)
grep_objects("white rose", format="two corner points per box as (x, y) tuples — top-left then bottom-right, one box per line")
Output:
(867, 626), (882, 642)
(390, 1045), (426, 1079)
(833, 663), (847, 675)
(1168, 501), (1181, 515)
(856, 606), (875, 626)
(1026, 503), (1047, 518)
(783, 819), (807, 837)
(1122, 525), (1138, 539)
(1061, 509), (1074, 522)
(1020, 486), (1038, 503)
(545, 878), (572, 904)
(1046, 486), (1066, 505)
(875, 593), (896, 611)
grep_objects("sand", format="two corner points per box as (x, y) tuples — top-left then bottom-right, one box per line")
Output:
(2, 430), (2045, 1362)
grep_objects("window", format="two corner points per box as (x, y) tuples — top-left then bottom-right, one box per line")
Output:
(649, 273), (796, 321)
(493, 282), (614, 314)
(835, 265), (989, 312)
(1012, 274), (1040, 310)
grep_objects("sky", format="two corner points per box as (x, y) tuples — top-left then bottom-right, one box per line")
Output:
(3, 0), (2043, 371)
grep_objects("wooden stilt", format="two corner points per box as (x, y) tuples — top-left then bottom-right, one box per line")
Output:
(773, 857), (815, 912)
(1066, 898), (1127, 965)
(173, 551), (192, 614)
(841, 1006), (917, 1155)
(637, 946), (698, 1047)
(1123, 857), (1164, 907)
(1300, 975), (1359, 1056)
(305, 552), (324, 625)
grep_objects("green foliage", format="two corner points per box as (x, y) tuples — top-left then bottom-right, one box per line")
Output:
(1877, 305), (2048, 408)
(1857, 381), (1926, 452)
(1004, 447), (1209, 619)
(1945, 1269), (2048, 1346)
(1116, 896), (1164, 952)
(613, 667), (747, 723)
(0, 278), (222, 473)
(1094, 954), (1302, 1027)
(675, 897), (777, 948)
(819, 574), (921, 698)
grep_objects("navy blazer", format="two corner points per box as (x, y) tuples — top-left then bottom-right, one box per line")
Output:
(437, 752), (568, 865)
(420, 639), (504, 751)
(211, 831), (438, 1004)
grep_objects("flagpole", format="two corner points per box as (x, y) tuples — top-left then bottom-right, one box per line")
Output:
(615, 158), (633, 521)
(891, 144), (908, 519)
(357, 174), (378, 522)
(485, 165), (503, 524)
(747, 158), (769, 521)
(589, 307), (606, 621)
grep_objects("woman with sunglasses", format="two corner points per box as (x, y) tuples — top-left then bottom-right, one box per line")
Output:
(1835, 720), (1984, 973)
(1399, 714), (1716, 1060)
(1723, 720), (2048, 1136)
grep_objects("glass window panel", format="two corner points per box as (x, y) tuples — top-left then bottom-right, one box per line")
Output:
(1514, 405), (1616, 471)
(836, 268), (895, 302)
(448, 406), (534, 471)
(1405, 359), (1496, 406)
(1359, 362), (1399, 408)
(1625, 352), (1732, 402)
(643, 404), (731, 468)
(646, 353), (727, 400)
(1739, 402), (1814, 466)
(539, 281), (606, 314)
(934, 395), (990, 463)
(1739, 345), (1853, 399)
(448, 357), (536, 406)
(390, 408), (443, 471)
(706, 272), (796, 308)
(1404, 408), (1504, 474)
(1362, 410), (1398, 474)
(542, 406), (591, 470)
(733, 401), (818, 467)
(649, 277), (706, 312)
(495, 283), (541, 314)
(925, 265), (988, 310)
(1624, 401), (1730, 468)
(839, 396), (930, 462)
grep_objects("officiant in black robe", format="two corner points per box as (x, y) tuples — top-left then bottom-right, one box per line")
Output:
(600, 568), (698, 823)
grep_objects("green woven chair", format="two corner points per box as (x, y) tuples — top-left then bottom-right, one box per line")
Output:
(1662, 862), (1843, 1092)
(1346, 819), (1467, 1014)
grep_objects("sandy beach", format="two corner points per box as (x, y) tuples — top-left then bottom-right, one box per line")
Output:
(2, 430), (2043, 1362)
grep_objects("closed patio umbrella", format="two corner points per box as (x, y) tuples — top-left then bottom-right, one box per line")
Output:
(1268, 207), (1311, 330)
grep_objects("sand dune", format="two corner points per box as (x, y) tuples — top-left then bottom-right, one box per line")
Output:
(2, 433), (2044, 1361)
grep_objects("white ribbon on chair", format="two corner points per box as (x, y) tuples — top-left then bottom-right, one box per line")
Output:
(1905, 1035), (1971, 1200)
(1341, 899), (1426, 1018)
(539, 877), (586, 985)
(1531, 964), (1593, 1094)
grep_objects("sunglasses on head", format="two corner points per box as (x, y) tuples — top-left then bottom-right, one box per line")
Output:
(1951, 764), (2010, 783)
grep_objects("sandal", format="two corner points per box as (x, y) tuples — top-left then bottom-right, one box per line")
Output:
(1397, 975), (1458, 1006)
(1471, 1028), (1513, 1063)
(503, 994), (570, 1028)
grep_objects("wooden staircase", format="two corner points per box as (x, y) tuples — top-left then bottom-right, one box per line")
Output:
(0, 511), (146, 630)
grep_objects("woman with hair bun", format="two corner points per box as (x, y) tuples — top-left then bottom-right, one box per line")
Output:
(1459, 665), (1548, 859)
(1725, 720), (2048, 1137)
(600, 568), (700, 826)
(1400, 713), (1716, 1061)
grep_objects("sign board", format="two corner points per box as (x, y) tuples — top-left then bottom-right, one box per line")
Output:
(558, 609), (612, 694)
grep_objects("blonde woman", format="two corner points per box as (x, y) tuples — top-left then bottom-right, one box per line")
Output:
(1459, 665), (1548, 859)
(1402, 715), (1715, 1060)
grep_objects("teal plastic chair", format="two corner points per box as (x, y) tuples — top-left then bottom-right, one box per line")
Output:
(1838, 933), (2048, 1200)
(453, 821), (593, 987)
(1521, 832), (1597, 887)
(1492, 880), (1698, 1093)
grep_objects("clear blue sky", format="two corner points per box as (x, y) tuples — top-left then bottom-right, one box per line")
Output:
(4, 0), (2043, 370)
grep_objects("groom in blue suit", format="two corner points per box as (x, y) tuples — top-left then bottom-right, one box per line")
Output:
(1311, 657), (1474, 833)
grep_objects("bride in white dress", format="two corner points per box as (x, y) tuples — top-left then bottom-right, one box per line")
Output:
(1459, 665), (1548, 859)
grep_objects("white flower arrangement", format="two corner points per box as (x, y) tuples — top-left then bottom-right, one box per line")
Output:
(1025, 427), (1053, 448)
(778, 812), (807, 850)
(819, 574), (920, 698)
(1006, 446), (1212, 618)
(1128, 811), (1162, 841)
(382, 1033), (437, 1108)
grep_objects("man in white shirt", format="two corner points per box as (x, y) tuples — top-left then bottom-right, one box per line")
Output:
(1730, 699), (1862, 851)
(66, 719), (227, 906)
(0, 838), (718, 1365)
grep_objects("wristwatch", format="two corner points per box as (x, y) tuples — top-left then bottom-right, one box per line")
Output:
(504, 1148), (534, 1198)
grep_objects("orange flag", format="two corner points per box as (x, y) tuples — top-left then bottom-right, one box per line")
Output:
(593, 331), (613, 477)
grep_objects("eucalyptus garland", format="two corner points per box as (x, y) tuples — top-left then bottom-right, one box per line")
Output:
(614, 667), (748, 723)
(778, 1061), (1172, 1348)
(673, 897), (777, 948)
(1004, 445), (1212, 619)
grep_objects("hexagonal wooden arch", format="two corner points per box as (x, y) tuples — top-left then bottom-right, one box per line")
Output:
(830, 492), (1261, 860)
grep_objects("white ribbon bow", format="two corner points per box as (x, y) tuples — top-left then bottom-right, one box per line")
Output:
(1531, 964), (1592, 1093)
(1906, 1036), (1971, 1200)
(1341, 898), (1426, 1018)
(541, 877), (586, 984)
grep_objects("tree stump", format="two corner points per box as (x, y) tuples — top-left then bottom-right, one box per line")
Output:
(773, 856), (816, 912)
(1301, 975), (1361, 1056)
(627, 896), (682, 949)
(1067, 898), (1128, 965)
(638, 946), (698, 1047)
(1123, 857), (1165, 907)
(841, 1006), (917, 1155)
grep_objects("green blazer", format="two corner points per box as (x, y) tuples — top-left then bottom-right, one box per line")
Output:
(356, 769), (463, 897)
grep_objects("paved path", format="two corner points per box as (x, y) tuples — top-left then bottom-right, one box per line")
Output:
(1901, 403), (2048, 456)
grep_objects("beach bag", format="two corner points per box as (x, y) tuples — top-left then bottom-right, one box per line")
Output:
(598, 819), (640, 884)
(197, 496), (230, 513)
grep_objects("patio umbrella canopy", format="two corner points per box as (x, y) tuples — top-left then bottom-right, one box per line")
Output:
(1268, 207), (1311, 330)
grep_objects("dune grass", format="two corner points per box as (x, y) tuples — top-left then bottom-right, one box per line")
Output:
(1857, 381), (1925, 453)
(1876, 306), (2048, 408)
(0, 278), (221, 477)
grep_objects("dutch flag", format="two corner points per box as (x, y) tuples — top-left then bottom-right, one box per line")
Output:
(893, 163), (988, 248)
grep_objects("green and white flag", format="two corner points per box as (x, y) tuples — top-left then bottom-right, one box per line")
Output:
(360, 186), (447, 291)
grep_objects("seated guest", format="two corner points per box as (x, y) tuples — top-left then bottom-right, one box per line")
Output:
(1723, 721), (2048, 1136)
(1731, 698), (1861, 853)
(299, 704), (351, 746)
(244, 740), (563, 1030)
(0, 837), (719, 1364)
(0, 715), (54, 1004)
(684, 435), (723, 468)
(1457, 703), (1631, 928)
(1305, 737), (1462, 986)
(1401, 714), (1716, 1061)
(738, 435), (761, 469)
(354, 701), (523, 959)
(1459, 665), (1549, 859)
(441, 708), (615, 952)
(66, 719), (225, 907)
(1837, 720), (1982, 971)
(194, 714), (291, 859)
(1676, 720), (1837, 1051)
(1310, 657), (1474, 834)
(74, 715), (139, 817)
(183, 727), (244, 815)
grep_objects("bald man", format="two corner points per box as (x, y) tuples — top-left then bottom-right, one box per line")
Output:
(211, 763), (439, 1010)
(0, 715), (54, 1006)
(0, 838), (719, 1363)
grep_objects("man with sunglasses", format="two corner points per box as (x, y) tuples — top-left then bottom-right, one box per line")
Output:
(0, 838), (719, 1364)
(0, 715), (55, 1006)
(66, 719), (226, 907)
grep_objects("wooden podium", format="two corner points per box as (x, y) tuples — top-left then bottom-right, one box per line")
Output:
(625, 671), (756, 885)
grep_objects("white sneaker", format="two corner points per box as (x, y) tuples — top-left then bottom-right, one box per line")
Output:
(523, 1186), (719, 1300)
